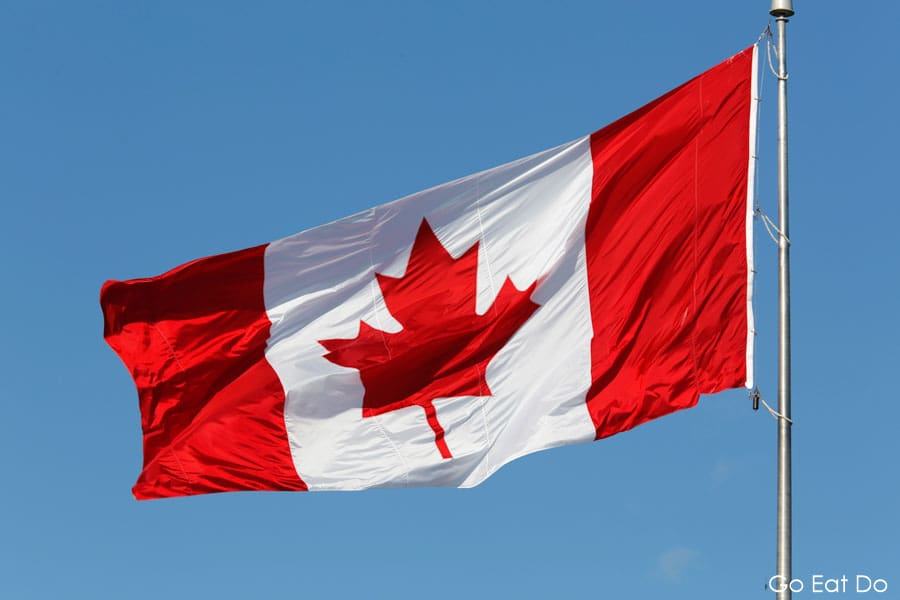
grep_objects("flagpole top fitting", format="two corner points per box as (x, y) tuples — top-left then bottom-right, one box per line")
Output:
(770, 0), (794, 17)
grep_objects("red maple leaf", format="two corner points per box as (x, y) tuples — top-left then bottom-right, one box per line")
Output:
(320, 218), (540, 459)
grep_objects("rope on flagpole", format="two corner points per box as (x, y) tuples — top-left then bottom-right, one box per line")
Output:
(756, 23), (773, 46)
(751, 388), (794, 424)
(766, 30), (789, 82)
(756, 207), (791, 246)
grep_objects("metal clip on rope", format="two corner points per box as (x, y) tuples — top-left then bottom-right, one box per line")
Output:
(751, 387), (793, 424)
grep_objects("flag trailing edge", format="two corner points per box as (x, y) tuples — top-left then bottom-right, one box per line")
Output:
(101, 45), (759, 499)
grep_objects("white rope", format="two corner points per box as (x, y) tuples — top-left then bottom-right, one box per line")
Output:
(759, 394), (793, 425)
(756, 207), (791, 246)
(755, 23), (771, 46)
(766, 25), (789, 81)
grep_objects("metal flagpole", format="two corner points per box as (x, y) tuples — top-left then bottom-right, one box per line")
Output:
(770, 1), (794, 599)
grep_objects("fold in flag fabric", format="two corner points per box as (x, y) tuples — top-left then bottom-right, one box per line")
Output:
(102, 45), (758, 499)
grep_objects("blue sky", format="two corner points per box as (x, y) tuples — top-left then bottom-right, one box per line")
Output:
(2, 2), (898, 598)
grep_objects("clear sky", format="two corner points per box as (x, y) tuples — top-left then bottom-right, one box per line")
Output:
(2, 2), (897, 598)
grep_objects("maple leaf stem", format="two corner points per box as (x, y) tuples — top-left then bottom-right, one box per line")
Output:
(422, 401), (453, 459)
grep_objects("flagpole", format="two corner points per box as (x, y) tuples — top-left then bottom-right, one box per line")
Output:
(770, 1), (794, 599)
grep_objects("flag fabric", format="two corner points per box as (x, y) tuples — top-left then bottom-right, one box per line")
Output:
(102, 45), (758, 499)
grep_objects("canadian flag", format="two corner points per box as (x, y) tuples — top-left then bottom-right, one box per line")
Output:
(102, 46), (758, 499)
